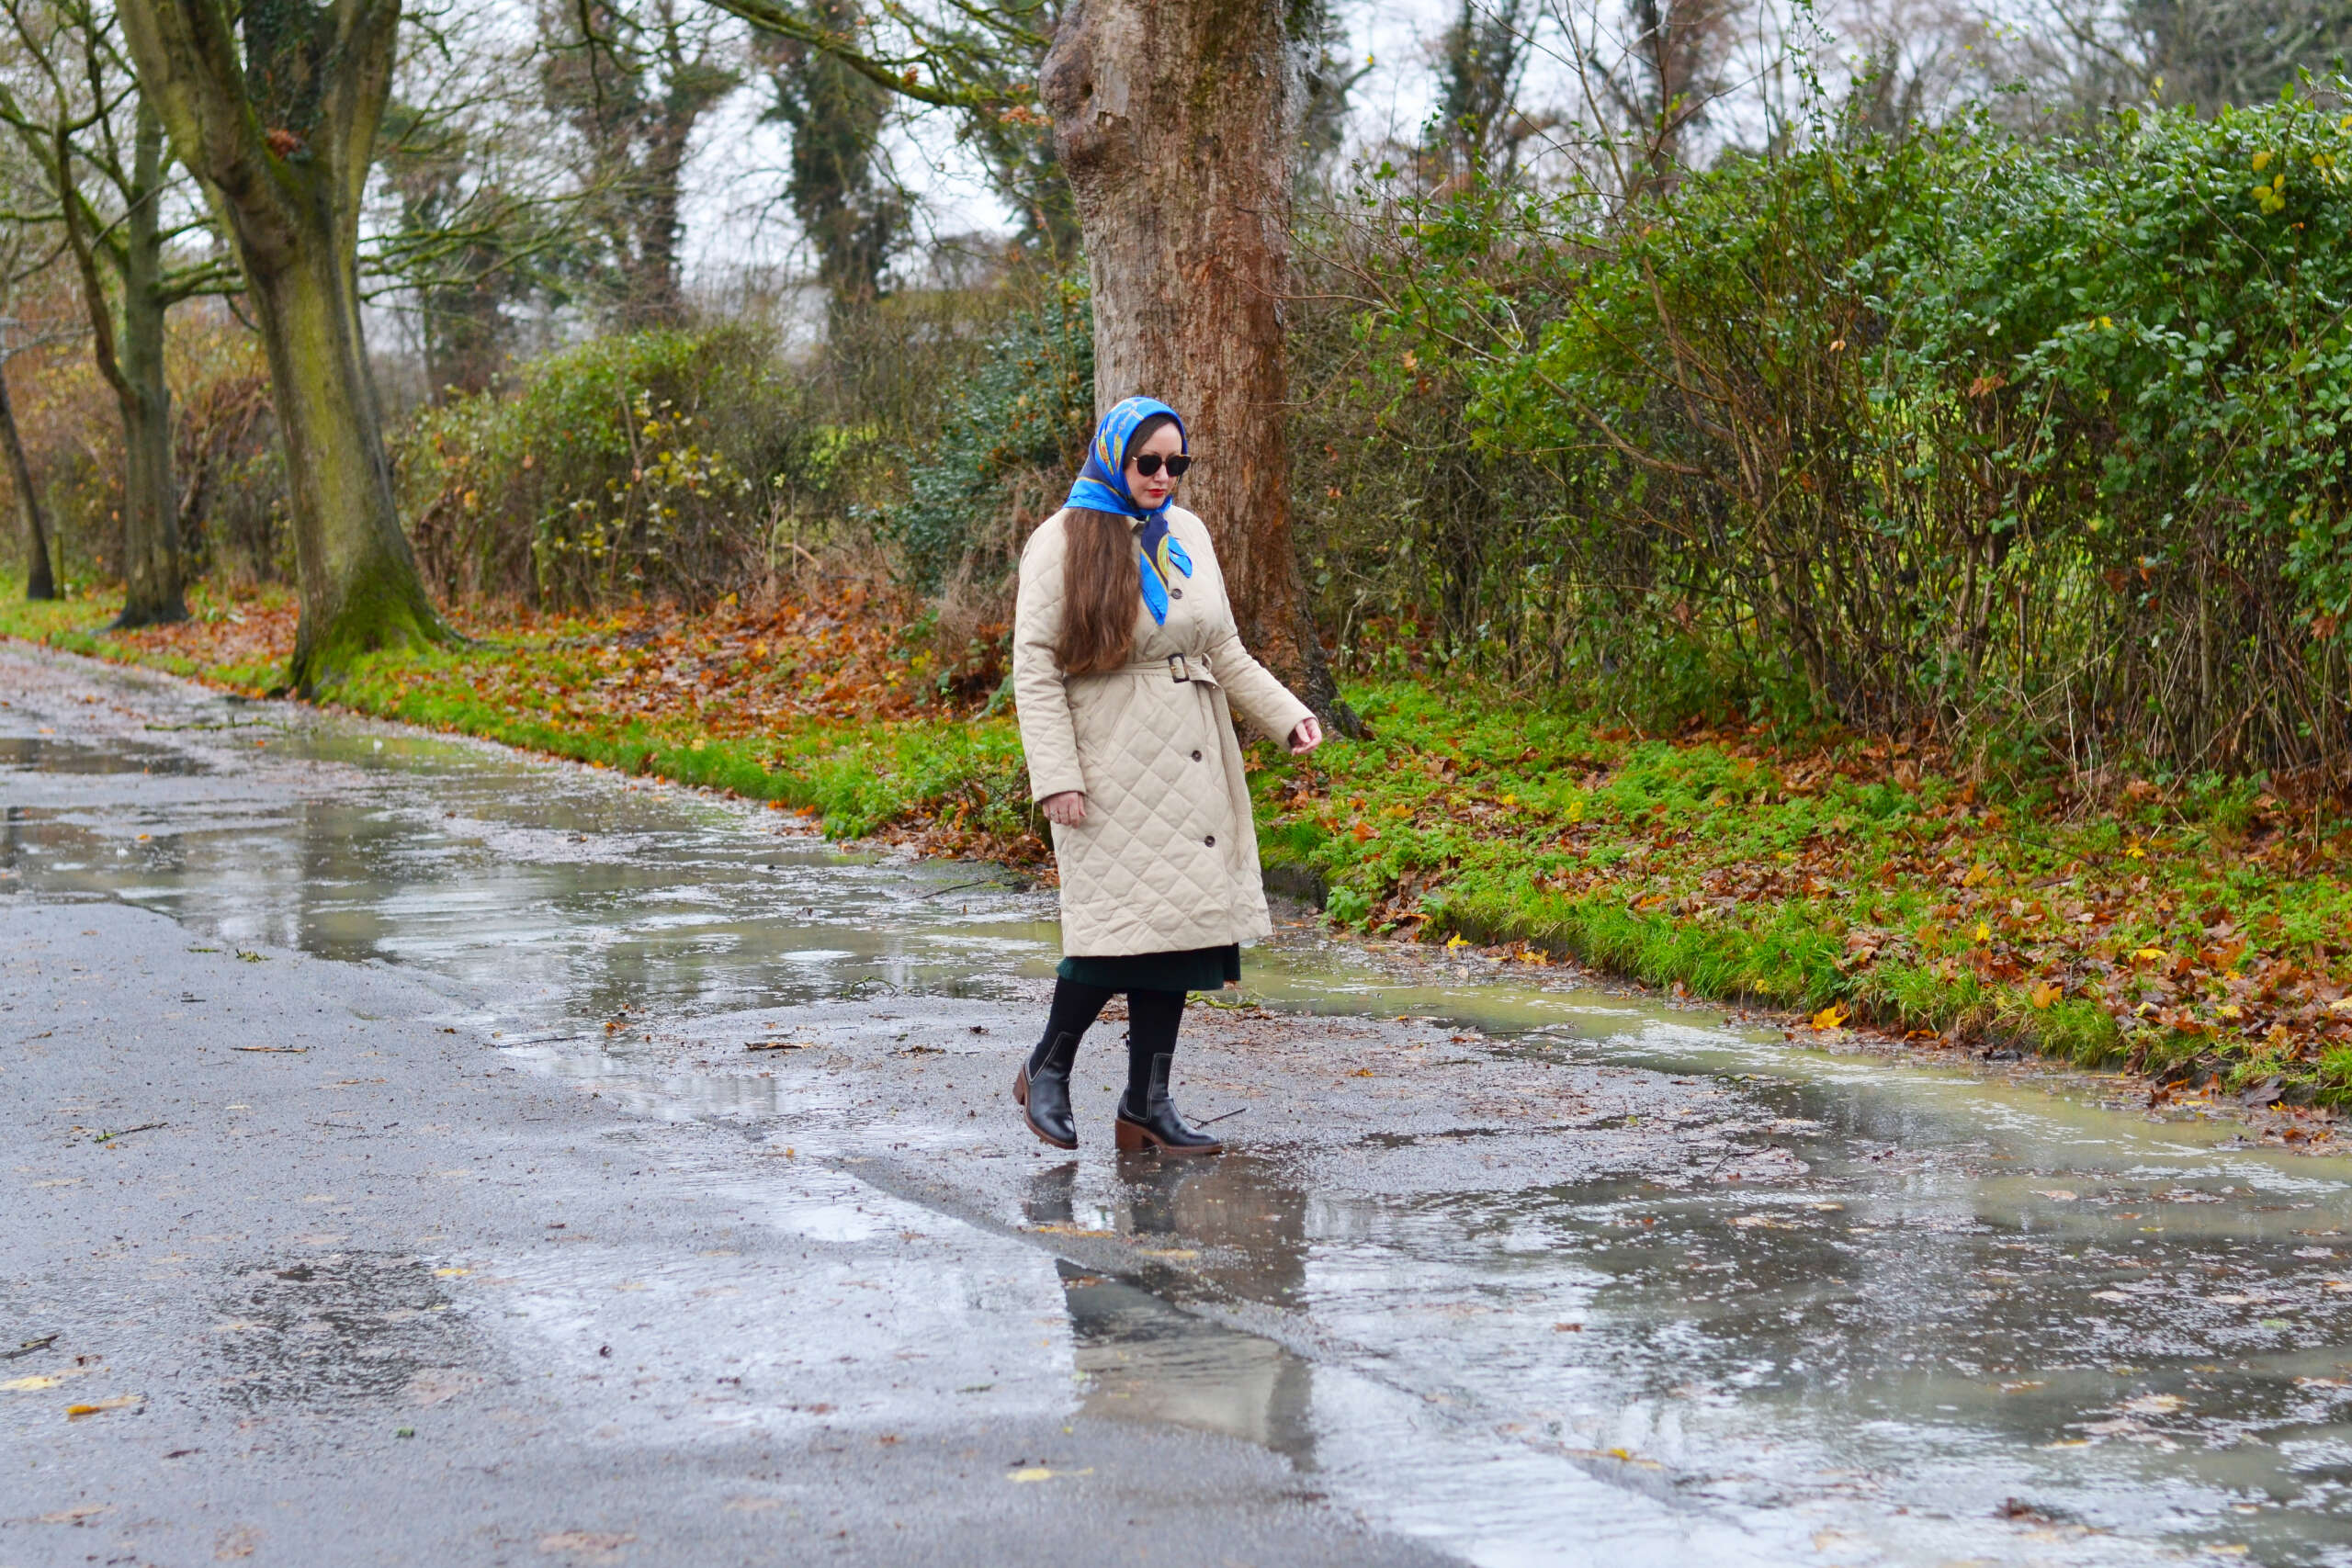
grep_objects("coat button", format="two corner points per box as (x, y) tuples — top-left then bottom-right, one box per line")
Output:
(1204, 835), (1216, 847)
(1170, 588), (1183, 599)
(1191, 750), (1202, 761)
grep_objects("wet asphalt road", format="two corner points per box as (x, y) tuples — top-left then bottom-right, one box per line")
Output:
(1, 898), (1466, 1567)
(17, 644), (2352, 1565)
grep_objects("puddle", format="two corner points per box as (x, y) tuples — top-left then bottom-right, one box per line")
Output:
(1062, 1262), (1318, 1461)
(10, 649), (2352, 1563)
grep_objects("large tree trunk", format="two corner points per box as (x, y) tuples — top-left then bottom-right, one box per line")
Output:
(118, 0), (450, 691)
(113, 113), (185, 626)
(1039, 0), (1351, 728)
(0, 362), (56, 600)
(245, 213), (444, 686)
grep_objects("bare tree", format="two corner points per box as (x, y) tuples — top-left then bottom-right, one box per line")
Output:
(540, 0), (741, 327)
(2136, 0), (2352, 113)
(1593, 0), (1741, 192)
(0, 333), (55, 599)
(1429, 0), (1554, 181)
(0, 0), (236, 626)
(754, 0), (904, 327)
(117, 0), (455, 688)
(373, 0), (587, 398)
(0, 232), (74, 601)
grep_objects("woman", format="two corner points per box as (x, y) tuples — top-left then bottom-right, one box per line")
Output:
(1011, 396), (1324, 1156)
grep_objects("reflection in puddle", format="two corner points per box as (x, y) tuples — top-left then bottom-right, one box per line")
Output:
(1032, 1156), (1318, 1460)
(1062, 1263), (1317, 1463)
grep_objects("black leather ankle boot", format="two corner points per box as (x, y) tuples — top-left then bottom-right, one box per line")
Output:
(1114, 1053), (1223, 1156)
(1014, 1031), (1081, 1149)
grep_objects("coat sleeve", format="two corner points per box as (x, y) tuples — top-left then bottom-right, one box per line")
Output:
(1191, 520), (1317, 744)
(1012, 516), (1089, 802)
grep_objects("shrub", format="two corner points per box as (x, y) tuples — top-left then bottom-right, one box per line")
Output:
(400, 324), (812, 606)
(1313, 93), (2352, 782)
(888, 275), (1091, 592)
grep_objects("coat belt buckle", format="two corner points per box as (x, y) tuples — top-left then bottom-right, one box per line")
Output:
(1168, 655), (1191, 682)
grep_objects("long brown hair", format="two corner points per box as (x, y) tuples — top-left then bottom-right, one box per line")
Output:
(1054, 410), (1179, 674)
(1054, 508), (1141, 673)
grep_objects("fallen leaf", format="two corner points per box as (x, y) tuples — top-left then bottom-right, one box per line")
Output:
(1810, 1002), (1849, 1031)
(2029, 981), (2063, 1010)
(4, 1367), (93, 1391)
(2032, 1190), (2078, 1201)
(65, 1394), (141, 1418)
(536, 1531), (636, 1562)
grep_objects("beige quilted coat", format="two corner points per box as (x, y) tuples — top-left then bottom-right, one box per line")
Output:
(1013, 505), (1316, 957)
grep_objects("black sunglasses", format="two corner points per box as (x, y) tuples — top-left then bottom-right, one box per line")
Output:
(1128, 453), (1192, 478)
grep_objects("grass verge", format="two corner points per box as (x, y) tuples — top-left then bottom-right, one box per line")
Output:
(7, 576), (2350, 1103)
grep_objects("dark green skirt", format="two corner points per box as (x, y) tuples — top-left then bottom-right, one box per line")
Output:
(1057, 943), (1240, 994)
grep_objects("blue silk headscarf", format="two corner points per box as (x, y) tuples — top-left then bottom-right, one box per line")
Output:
(1064, 396), (1193, 626)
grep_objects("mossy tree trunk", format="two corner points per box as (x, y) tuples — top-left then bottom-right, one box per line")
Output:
(252, 219), (446, 682)
(1039, 0), (1352, 729)
(117, 0), (451, 689)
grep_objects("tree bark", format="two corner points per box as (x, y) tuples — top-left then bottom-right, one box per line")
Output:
(118, 0), (450, 689)
(0, 360), (56, 600)
(1039, 0), (1352, 728)
(52, 105), (187, 626)
(110, 109), (185, 627)
(252, 209), (447, 682)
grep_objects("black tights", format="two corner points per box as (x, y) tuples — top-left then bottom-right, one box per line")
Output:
(1033, 978), (1185, 1112)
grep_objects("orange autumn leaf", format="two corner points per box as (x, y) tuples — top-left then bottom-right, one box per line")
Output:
(2029, 981), (2063, 1010)
(1811, 1002), (1849, 1030)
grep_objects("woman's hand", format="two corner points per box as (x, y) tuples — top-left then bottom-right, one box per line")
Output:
(1288, 716), (1324, 754)
(1040, 790), (1088, 827)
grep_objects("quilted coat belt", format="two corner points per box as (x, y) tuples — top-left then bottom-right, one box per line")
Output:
(1115, 654), (1219, 688)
